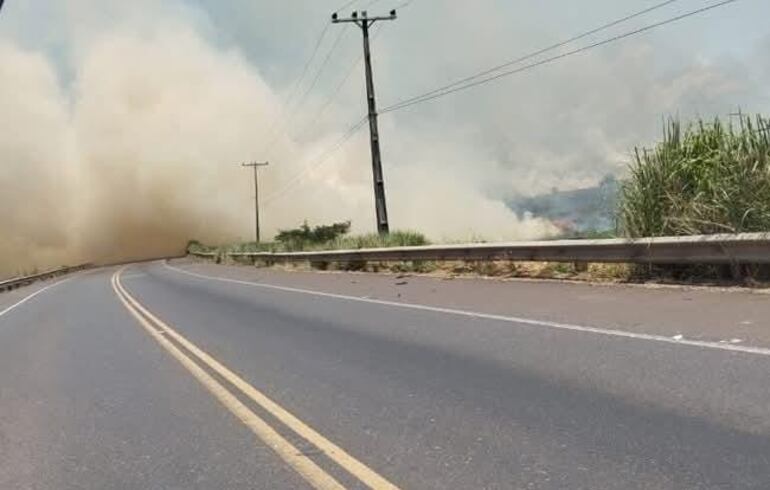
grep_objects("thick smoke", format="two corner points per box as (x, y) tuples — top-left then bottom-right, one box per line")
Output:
(0, 3), (554, 277)
(1, 0), (767, 277)
(1, 15), (286, 277)
(0, 42), (77, 276)
(71, 24), (282, 264)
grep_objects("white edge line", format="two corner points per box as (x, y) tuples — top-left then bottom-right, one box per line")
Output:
(0, 277), (73, 319)
(162, 262), (770, 358)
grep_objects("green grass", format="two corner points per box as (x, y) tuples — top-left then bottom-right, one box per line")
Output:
(325, 230), (429, 250)
(186, 240), (215, 254)
(187, 230), (430, 256)
(618, 115), (770, 237)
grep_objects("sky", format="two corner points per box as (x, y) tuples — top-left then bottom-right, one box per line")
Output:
(0, 0), (769, 275)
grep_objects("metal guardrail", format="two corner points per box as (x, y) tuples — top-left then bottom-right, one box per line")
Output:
(0, 264), (91, 292)
(189, 232), (770, 265)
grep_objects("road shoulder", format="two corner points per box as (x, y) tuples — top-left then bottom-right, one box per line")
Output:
(167, 258), (770, 349)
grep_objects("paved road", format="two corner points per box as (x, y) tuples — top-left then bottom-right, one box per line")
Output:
(1, 260), (770, 489)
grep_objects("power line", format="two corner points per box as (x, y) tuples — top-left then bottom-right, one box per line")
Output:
(262, 0), (736, 211)
(332, 9), (398, 234)
(294, 55), (364, 141)
(381, 0), (681, 112)
(262, 117), (367, 207)
(258, 22), (331, 155)
(262, 116), (369, 207)
(381, 0), (738, 114)
(284, 24), (331, 109)
(295, 25), (383, 142)
(334, 0), (360, 14)
(258, 0), (363, 156)
(381, 0), (684, 113)
(394, 0), (417, 9)
(263, 27), (350, 157)
(262, 11), (392, 207)
(291, 27), (349, 118)
(259, 4), (391, 207)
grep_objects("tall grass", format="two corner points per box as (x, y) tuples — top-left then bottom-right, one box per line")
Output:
(187, 230), (429, 256)
(618, 115), (770, 237)
(325, 230), (429, 250)
(280, 229), (429, 251)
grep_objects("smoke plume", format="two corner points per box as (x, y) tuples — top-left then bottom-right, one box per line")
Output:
(1, 0), (766, 277)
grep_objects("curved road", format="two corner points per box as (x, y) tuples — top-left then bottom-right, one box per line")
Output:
(1, 260), (769, 489)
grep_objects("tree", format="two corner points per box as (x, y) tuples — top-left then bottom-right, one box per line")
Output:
(275, 220), (351, 250)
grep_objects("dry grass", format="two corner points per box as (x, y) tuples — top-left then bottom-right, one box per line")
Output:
(192, 253), (770, 288)
(215, 255), (633, 283)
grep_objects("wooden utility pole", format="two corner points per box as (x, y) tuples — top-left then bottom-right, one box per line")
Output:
(332, 9), (397, 235)
(241, 161), (269, 242)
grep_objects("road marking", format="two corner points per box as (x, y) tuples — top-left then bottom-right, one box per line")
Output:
(112, 269), (399, 490)
(112, 271), (344, 489)
(164, 262), (770, 358)
(0, 278), (72, 320)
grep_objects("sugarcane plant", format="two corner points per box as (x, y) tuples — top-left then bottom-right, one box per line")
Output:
(619, 114), (770, 238)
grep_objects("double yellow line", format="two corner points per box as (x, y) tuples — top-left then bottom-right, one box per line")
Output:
(111, 268), (398, 490)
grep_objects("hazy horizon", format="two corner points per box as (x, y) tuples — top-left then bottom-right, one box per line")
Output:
(1, 0), (768, 276)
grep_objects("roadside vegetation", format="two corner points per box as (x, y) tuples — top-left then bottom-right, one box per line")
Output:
(619, 115), (770, 237)
(188, 115), (770, 285)
(617, 114), (770, 282)
(187, 221), (429, 256)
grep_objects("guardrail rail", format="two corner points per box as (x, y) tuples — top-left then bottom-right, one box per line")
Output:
(0, 264), (91, 293)
(189, 232), (770, 266)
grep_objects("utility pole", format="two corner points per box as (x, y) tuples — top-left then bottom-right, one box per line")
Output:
(332, 8), (396, 235)
(241, 161), (269, 242)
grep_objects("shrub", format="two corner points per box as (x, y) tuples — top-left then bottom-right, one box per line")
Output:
(187, 240), (213, 254)
(275, 221), (351, 250)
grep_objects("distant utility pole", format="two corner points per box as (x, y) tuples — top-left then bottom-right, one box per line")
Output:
(332, 8), (397, 235)
(241, 161), (269, 242)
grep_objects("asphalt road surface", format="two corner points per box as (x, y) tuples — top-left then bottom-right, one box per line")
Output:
(1, 259), (770, 489)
